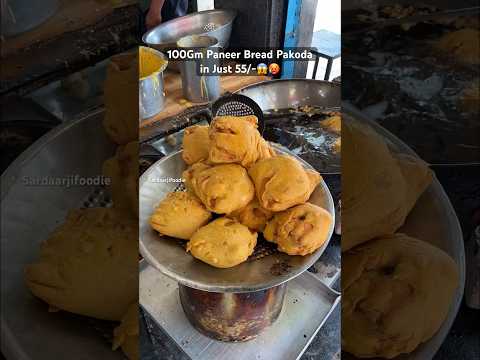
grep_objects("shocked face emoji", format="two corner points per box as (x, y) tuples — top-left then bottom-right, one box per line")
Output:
(257, 63), (268, 75)
(269, 63), (280, 75)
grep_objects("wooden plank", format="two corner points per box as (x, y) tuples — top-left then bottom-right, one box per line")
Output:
(139, 72), (269, 128)
(0, 5), (139, 96)
(1, 0), (115, 57)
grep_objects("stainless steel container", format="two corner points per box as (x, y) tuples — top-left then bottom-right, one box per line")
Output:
(179, 283), (287, 341)
(177, 35), (221, 103)
(139, 46), (168, 120)
(1, 0), (60, 37)
(142, 9), (236, 50)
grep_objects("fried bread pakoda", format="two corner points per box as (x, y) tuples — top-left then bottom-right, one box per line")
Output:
(228, 198), (273, 232)
(264, 203), (332, 255)
(342, 120), (432, 252)
(248, 155), (320, 211)
(187, 218), (257, 268)
(320, 112), (341, 133)
(183, 162), (255, 214)
(25, 208), (138, 321)
(342, 234), (459, 358)
(182, 125), (210, 165)
(150, 191), (211, 240)
(209, 115), (275, 168)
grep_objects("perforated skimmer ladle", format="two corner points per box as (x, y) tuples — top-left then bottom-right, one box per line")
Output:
(211, 93), (265, 134)
(140, 93), (266, 144)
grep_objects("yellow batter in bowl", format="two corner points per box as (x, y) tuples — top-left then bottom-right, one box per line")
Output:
(139, 46), (168, 79)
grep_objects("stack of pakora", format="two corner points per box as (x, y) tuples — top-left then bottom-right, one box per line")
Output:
(342, 234), (459, 358)
(209, 115), (275, 167)
(182, 125), (210, 164)
(149, 115), (333, 269)
(341, 118), (459, 358)
(25, 53), (140, 360)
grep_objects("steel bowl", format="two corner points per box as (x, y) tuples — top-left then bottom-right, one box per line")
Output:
(342, 103), (466, 360)
(142, 9), (236, 50)
(139, 144), (335, 293)
(176, 35), (221, 102)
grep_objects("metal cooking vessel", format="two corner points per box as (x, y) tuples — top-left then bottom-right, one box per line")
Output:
(177, 35), (221, 102)
(236, 79), (342, 174)
(142, 9), (236, 72)
(139, 47), (168, 120)
(236, 79), (341, 111)
(1, 0), (60, 37)
(179, 283), (286, 341)
(142, 9), (236, 50)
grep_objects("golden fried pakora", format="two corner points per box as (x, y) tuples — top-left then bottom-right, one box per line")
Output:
(149, 191), (211, 240)
(342, 234), (458, 358)
(395, 154), (433, 215)
(248, 155), (320, 211)
(228, 198), (273, 232)
(182, 125), (210, 165)
(187, 218), (257, 268)
(320, 112), (341, 133)
(342, 119), (432, 252)
(209, 115), (275, 167)
(264, 203), (332, 255)
(183, 162), (255, 214)
(24, 208), (138, 321)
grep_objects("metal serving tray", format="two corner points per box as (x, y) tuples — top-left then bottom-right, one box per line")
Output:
(139, 262), (340, 360)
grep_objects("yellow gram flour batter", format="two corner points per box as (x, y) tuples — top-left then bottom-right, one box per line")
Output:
(139, 46), (167, 79)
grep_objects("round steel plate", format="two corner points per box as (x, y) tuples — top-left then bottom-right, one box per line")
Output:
(139, 144), (335, 293)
